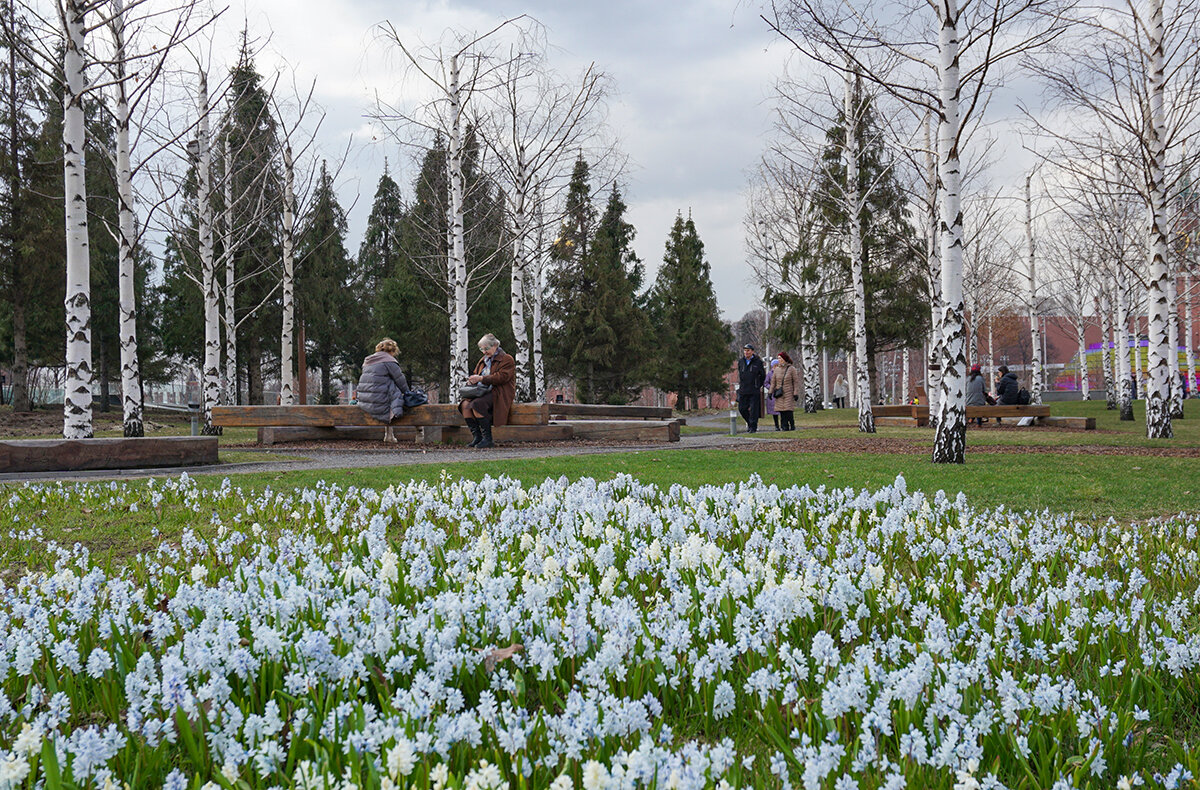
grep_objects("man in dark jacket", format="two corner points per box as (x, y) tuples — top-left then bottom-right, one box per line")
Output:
(995, 365), (1020, 405)
(737, 344), (766, 433)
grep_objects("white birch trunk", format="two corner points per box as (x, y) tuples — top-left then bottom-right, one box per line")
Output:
(1168, 269), (1183, 417)
(446, 54), (469, 400)
(111, 0), (142, 437)
(844, 68), (874, 433)
(1101, 292), (1116, 409)
(932, 0), (968, 463)
(1144, 0), (1173, 437)
(197, 73), (221, 435)
(1116, 277), (1134, 420)
(532, 240), (546, 402)
(1186, 278), (1195, 399)
(987, 316), (996, 393)
(1025, 174), (1043, 404)
(509, 160), (531, 401)
(279, 144), (296, 407)
(803, 331), (820, 413)
(902, 348), (910, 403)
(222, 134), (237, 405)
(822, 347), (830, 407)
(61, 0), (93, 439)
(924, 114), (943, 421)
(1078, 324), (1090, 401)
(1133, 313), (1143, 388)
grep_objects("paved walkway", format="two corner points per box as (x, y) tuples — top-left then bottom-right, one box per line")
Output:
(0, 426), (786, 484)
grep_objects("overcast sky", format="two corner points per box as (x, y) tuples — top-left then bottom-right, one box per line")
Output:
(228, 0), (793, 321)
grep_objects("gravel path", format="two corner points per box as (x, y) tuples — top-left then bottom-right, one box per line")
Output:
(0, 432), (771, 484)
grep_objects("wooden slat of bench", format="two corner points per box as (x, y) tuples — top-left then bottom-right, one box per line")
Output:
(0, 437), (218, 473)
(874, 416), (920, 427)
(213, 403), (549, 427)
(552, 419), (680, 442)
(549, 403), (674, 420)
(872, 405), (916, 418)
(1036, 416), (1096, 430)
(442, 425), (575, 444)
(966, 405), (1051, 417)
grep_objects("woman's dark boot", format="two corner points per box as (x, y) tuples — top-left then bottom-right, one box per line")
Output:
(465, 417), (483, 447)
(475, 416), (494, 449)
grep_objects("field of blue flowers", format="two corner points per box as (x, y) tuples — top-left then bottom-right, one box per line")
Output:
(0, 472), (1197, 789)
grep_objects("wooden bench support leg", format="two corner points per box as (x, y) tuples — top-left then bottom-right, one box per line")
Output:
(417, 426), (443, 444)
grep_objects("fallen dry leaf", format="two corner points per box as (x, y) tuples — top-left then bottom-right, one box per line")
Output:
(480, 643), (524, 673)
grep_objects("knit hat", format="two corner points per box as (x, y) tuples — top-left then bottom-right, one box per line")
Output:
(778, 351), (793, 364)
(971, 364), (981, 373)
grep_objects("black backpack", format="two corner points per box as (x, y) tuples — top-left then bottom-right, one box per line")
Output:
(1016, 388), (1031, 405)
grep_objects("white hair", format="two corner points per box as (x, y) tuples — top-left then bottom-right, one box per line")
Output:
(477, 333), (500, 350)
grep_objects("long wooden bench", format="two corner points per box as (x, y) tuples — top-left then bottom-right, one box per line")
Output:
(548, 403), (679, 422)
(0, 437), (218, 474)
(864, 403), (1094, 430)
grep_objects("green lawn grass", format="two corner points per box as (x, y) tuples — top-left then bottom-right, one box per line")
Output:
(737, 397), (1200, 447)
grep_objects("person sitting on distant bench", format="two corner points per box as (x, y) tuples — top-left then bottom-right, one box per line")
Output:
(357, 338), (409, 443)
(966, 364), (988, 426)
(995, 365), (1020, 405)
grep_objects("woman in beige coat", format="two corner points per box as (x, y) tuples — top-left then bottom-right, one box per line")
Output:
(773, 351), (802, 431)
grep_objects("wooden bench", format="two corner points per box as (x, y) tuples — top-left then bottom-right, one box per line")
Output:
(548, 403), (680, 422)
(212, 403), (566, 446)
(864, 403), (1093, 430)
(0, 437), (218, 474)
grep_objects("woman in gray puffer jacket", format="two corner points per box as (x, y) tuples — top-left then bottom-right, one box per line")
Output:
(357, 338), (409, 442)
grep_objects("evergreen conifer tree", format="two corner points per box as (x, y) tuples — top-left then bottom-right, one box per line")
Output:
(783, 94), (928, 401)
(560, 186), (649, 403)
(650, 213), (732, 409)
(296, 161), (354, 402)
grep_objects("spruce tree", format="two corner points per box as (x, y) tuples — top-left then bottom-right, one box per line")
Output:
(650, 213), (732, 410)
(296, 161), (355, 403)
(783, 94), (928, 401)
(560, 186), (649, 403)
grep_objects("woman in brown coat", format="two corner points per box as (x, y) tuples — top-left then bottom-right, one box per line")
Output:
(773, 351), (801, 431)
(459, 333), (516, 449)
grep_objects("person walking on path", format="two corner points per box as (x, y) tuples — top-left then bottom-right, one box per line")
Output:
(773, 351), (801, 431)
(737, 344), (766, 433)
(459, 333), (515, 449)
(764, 358), (781, 430)
(357, 338), (410, 443)
(832, 373), (848, 409)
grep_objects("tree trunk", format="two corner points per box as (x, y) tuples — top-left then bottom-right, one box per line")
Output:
(924, 113), (943, 423)
(61, 0), (93, 439)
(279, 144), (296, 406)
(802, 326), (820, 413)
(1025, 174), (1043, 404)
(1168, 269), (1183, 418)
(298, 320), (307, 405)
(7, 11), (29, 414)
(1186, 278), (1195, 399)
(987, 316), (996, 393)
(932, 0), (967, 463)
(1144, 0), (1173, 438)
(97, 329), (109, 412)
(509, 161), (532, 401)
(222, 134), (237, 405)
(1078, 324), (1090, 401)
(1116, 278), (1134, 421)
(112, 0), (143, 436)
(902, 348), (910, 403)
(197, 73), (221, 435)
(446, 54), (469, 399)
(247, 332), (263, 404)
(1101, 293), (1116, 409)
(845, 68), (874, 433)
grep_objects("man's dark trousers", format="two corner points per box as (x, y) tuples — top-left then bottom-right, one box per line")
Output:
(738, 392), (761, 432)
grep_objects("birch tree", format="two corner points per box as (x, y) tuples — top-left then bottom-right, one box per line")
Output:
(482, 30), (610, 401)
(1028, 0), (1200, 438)
(765, 0), (1069, 462)
(374, 19), (524, 400)
(100, 0), (210, 436)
